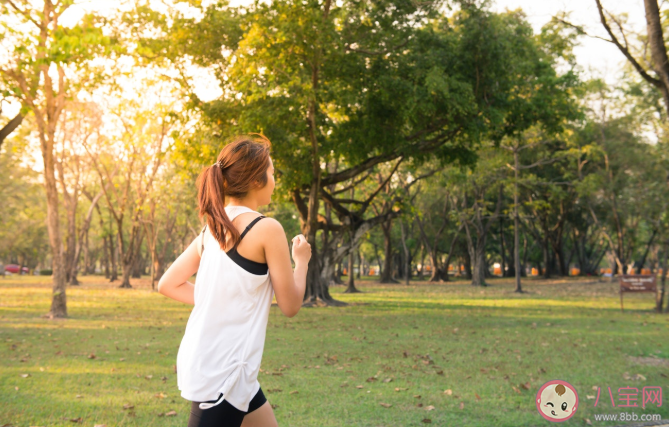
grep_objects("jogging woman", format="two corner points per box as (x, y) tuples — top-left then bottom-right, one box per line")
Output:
(158, 135), (311, 427)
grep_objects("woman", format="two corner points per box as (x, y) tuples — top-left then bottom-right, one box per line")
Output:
(158, 135), (311, 427)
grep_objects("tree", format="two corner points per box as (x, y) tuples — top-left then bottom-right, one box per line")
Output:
(85, 102), (173, 288)
(0, 0), (113, 317)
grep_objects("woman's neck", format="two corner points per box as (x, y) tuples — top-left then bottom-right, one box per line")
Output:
(226, 198), (258, 212)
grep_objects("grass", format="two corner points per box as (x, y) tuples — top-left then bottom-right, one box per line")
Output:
(1, 274), (668, 427)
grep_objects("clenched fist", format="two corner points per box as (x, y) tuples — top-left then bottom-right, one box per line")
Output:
(291, 234), (312, 265)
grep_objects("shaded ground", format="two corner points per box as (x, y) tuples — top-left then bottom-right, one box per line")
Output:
(0, 275), (667, 426)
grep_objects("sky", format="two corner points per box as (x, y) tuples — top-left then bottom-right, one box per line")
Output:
(491, 0), (646, 83)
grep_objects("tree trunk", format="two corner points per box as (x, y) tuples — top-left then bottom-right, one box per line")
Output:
(499, 217), (506, 277)
(399, 221), (411, 286)
(41, 135), (67, 318)
(657, 244), (668, 313)
(513, 150), (522, 292)
(542, 237), (551, 279)
(470, 240), (487, 286)
(644, 0), (669, 117)
(344, 249), (361, 293)
(379, 219), (398, 283)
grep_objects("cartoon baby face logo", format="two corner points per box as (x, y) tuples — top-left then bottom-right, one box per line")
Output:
(536, 380), (579, 422)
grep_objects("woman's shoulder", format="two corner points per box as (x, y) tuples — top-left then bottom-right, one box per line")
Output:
(243, 216), (285, 244)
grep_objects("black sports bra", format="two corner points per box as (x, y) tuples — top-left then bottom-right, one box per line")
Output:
(201, 216), (269, 275)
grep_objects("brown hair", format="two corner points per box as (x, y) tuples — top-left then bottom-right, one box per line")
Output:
(197, 134), (271, 250)
(555, 384), (566, 396)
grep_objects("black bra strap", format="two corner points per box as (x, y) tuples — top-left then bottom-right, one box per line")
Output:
(201, 216), (266, 253)
(237, 215), (266, 244)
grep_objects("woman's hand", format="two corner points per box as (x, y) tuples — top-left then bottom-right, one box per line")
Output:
(291, 234), (311, 266)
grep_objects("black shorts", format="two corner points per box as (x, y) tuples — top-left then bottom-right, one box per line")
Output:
(187, 386), (268, 427)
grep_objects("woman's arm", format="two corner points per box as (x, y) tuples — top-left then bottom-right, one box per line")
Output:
(157, 237), (201, 305)
(262, 219), (311, 317)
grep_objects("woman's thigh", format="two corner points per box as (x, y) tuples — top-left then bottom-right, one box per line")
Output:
(188, 397), (246, 427)
(241, 401), (278, 427)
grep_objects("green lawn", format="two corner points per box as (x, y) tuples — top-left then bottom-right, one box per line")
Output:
(1, 274), (667, 426)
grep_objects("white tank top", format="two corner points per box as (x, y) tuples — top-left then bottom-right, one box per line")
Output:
(177, 205), (274, 412)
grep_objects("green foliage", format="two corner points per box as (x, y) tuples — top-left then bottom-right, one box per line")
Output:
(0, 137), (49, 267)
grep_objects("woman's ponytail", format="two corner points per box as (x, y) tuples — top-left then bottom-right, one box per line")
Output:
(196, 135), (271, 250)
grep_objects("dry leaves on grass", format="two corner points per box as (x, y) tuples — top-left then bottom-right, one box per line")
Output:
(443, 389), (452, 395)
(622, 372), (646, 381)
(379, 402), (392, 408)
(422, 419), (432, 423)
(122, 404), (134, 410)
(424, 405), (435, 411)
(157, 411), (177, 417)
(154, 392), (167, 399)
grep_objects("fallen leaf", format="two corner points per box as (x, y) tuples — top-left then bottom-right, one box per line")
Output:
(444, 389), (453, 395)
(165, 411), (177, 417)
(459, 402), (464, 410)
(290, 391), (298, 394)
(145, 375), (153, 380)
(87, 354), (96, 359)
(512, 386), (521, 394)
(69, 418), (82, 423)
(425, 405), (435, 411)
(356, 385), (364, 389)
(416, 403), (423, 407)
(383, 378), (393, 383)
(94, 425), (107, 427)
(20, 374), (30, 378)
(584, 418), (592, 425)
(379, 402), (392, 408)
(75, 395), (83, 399)
(422, 419), (432, 423)
(123, 404), (134, 410)
(366, 377), (377, 382)
(586, 395), (595, 400)
(520, 382), (531, 390)
(475, 393), (481, 400)
(154, 392), (166, 399)
(414, 395), (421, 399)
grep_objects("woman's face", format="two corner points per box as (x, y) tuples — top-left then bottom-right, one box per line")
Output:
(256, 156), (275, 205)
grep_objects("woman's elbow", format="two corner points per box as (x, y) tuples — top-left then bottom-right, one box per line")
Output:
(156, 277), (168, 295)
(288, 303), (302, 318)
